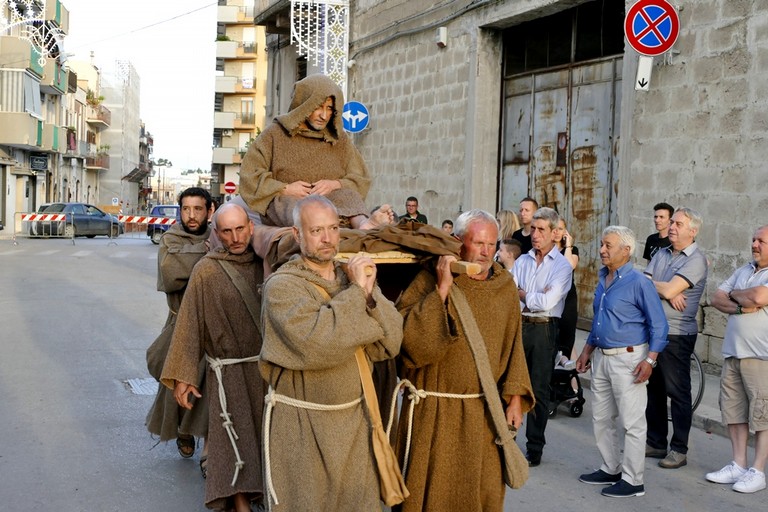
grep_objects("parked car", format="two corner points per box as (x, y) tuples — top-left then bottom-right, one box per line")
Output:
(147, 204), (180, 244)
(35, 202), (122, 238)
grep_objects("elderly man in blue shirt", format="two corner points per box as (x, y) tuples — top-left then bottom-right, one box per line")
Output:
(576, 226), (669, 498)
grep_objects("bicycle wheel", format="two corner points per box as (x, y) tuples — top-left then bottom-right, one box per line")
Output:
(690, 352), (705, 413)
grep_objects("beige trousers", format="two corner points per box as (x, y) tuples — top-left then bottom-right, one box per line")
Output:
(590, 347), (649, 486)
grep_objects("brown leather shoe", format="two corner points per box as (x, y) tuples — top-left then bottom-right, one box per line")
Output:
(658, 450), (687, 469)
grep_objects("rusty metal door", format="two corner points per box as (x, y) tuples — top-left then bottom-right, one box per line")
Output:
(499, 57), (622, 318)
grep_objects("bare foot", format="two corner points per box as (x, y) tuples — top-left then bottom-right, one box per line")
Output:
(354, 204), (395, 229)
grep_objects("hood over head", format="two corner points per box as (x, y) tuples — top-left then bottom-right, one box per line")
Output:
(276, 74), (346, 143)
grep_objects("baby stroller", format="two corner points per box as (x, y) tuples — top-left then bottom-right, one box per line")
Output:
(548, 366), (585, 418)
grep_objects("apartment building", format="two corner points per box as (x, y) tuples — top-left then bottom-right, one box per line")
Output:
(211, 0), (268, 204)
(0, 0), (73, 227)
(65, 57), (112, 208)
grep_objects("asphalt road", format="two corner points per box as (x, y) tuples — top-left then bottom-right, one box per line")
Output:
(0, 236), (763, 511)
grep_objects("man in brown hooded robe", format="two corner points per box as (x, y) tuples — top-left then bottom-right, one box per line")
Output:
(395, 209), (534, 512)
(259, 195), (403, 511)
(161, 203), (266, 512)
(145, 187), (213, 456)
(239, 73), (392, 229)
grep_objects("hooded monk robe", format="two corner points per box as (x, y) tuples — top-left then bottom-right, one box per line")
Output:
(259, 258), (403, 512)
(396, 262), (534, 512)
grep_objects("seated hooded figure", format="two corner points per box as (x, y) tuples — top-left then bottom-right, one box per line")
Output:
(239, 73), (392, 229)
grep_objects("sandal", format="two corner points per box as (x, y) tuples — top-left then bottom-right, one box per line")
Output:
(176, 435), (195, 459)
(199, 454), (208, 479)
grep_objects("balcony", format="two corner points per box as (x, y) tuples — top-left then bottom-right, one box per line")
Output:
(216, 40), (238, 59)
(235, 112), (256, 129)
(86, 105), (111, 130)
(218, 4), (256, 24)
(40, 60), (69, 95)
(212, 147), (236, 165)
(214, 112), (236, 130)
(45, 0), (70, 34)
(0, 36), (45, 77)
(0, 112), (43, 150)
(236, 76), (257, 92)
(215, 76), (237, 94)
(254, 0), (291, 34)
(40, 124), (66, 153)
(67, 69), (78, 93)
(238, 42), (258, 57)
(85, 155), (110, 171)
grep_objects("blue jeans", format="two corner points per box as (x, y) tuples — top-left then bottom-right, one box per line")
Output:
(522, 321), (557, 456)
(645, 334), (697, 454)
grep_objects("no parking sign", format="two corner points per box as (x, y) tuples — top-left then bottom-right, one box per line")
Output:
(624, 0), (680, 90)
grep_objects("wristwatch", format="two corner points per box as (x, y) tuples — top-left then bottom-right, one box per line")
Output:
(645, 356), (657, 368)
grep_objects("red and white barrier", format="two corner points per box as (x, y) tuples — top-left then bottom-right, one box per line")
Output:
(20, 213), (67, 222)
(117, 215), (177, 225)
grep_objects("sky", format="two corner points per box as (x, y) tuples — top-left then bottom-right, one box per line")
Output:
(61, 0), (218, 171)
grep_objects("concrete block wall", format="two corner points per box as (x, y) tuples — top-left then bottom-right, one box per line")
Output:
(624, 1), (768, 359)
(348, 23), (478, 225)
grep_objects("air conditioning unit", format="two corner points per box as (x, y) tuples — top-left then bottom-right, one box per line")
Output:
(222, 129), (233, 137)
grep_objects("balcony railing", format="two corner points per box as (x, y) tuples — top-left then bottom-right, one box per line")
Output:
(85, 155), (110, 170)
(86, 104), (111, 129)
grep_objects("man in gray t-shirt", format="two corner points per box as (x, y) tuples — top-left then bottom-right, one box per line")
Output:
(643, 207), (708, 469)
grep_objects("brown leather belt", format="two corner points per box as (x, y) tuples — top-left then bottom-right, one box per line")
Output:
(599, 343), (648, 355)
(522, 316), (554, 324)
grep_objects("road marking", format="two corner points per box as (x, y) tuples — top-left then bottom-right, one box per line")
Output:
(71, 251), (93, 257)
(109, 252), (130, 258)
(37, 250), (62, 256)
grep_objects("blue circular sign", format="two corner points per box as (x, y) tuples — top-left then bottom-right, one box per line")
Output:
(342, 101), (369, 133)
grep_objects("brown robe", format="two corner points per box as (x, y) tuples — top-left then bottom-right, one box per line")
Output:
(259, 258), (403, 512)
(160, 248), (265, 510)
(395, 263), (534, 512)
(239, 74), (371, 226)
(145, 223), (209, 440)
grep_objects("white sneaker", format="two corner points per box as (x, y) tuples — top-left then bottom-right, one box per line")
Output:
(732, 468), (767, 494)
(706, 462), (747, 484)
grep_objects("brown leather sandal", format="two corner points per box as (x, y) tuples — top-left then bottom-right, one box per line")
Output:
(176, 434), (195, 458)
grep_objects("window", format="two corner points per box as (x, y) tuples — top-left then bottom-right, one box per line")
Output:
(503, 0), (624, 75)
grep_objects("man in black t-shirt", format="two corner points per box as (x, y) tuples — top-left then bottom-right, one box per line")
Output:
(512, 197), (538, 254)
(643, 202), (674, 261)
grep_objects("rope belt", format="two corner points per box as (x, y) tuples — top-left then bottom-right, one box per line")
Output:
(263, 387), (363, 507)
(205, 353), (261, 487)
(385, 379), (484, 478)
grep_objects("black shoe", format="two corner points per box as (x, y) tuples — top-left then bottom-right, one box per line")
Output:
(601, 480), (645, 498)
(579, 469), (622, 485)
(645, 444), (667, 459)
(526, 452), (541, 467)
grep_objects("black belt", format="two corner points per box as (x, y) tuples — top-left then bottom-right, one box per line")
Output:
(522, 316), (555, 324)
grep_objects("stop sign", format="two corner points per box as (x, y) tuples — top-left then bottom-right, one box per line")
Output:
(224, 181), (237, 194)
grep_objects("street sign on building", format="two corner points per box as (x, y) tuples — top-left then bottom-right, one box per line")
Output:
(625, 0), (680, 91)
(224, 181), (237, 194)
(30, 155), (48, 171)
(342, 101), (369, 133)
(624, 0), (680, 57)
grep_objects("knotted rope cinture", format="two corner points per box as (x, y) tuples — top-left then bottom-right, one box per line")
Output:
(263, 387), (363, 509)
(385, 379), (483, 478)
(205, 354), (261, 487)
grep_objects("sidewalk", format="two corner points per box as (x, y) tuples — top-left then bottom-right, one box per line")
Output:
(572, 329), (729, 439)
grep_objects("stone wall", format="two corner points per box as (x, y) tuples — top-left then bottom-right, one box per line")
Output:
(621, 1), (768, 361)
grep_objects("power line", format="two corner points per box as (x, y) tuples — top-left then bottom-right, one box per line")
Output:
(67, 2), (217, 51)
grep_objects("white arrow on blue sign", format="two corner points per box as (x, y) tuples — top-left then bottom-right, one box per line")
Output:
(342, 101), (369, 133)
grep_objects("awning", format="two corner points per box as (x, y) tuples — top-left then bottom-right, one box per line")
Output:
(0, 147), (17, 165)
(122, 166), (151, 183)
(10, 166), (34, 176)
